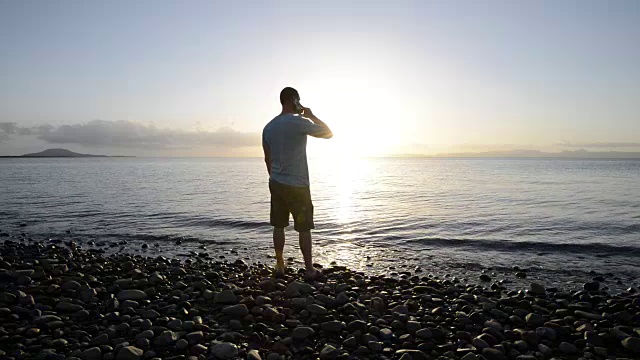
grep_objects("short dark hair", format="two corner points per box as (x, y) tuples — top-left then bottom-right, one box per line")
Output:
(280, 87), (299, 105)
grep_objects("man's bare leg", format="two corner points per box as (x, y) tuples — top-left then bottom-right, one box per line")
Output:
(273, 227), (286, 275)
(299, 231), (319, 277)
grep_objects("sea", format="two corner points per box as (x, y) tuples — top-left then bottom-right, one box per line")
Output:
(1, 157), (639, 291)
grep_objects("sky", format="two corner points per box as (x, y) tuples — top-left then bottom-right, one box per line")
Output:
(1, 0), (639, 157)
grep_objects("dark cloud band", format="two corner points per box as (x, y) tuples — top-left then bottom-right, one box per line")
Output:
(0, 120), (260, 148)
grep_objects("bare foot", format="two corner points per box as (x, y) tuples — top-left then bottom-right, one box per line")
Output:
(304, 268), (322, 281)
(273, 263), (286, 277)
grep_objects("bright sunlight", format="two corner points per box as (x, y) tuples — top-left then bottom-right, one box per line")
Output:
(298, 59), (408, 159)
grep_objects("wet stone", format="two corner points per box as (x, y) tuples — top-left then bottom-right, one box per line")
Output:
(291, 326), (315, 340)
(461, 354), (479, 360)
(209, 342), (238, 360)
(117, 290), (148, 301)
(222, 304), (248, 317)
(406, 320), (421, 334)
(135, 330), (154, 340)
(56, 301), (83, 312)
(558, 341), (577, 354)
(529, 283), (546, 296)
(321, 320), (345, 333)
(92, 333), (110, 345)
(116, 346), (143, 360)
(307, 303), (328, 315)
(135, 338), (150, 349)
(622, 337), (640, 353)
(482, 348), (506, 360)
(175, 339), (188, 350)
(395, 349), (429, 360)
(525, 313), (545, 326)
(347, 320), (367, 332)
(319, 344), (339, 359)
(472, 337), (489, 350)
(343, 336), (357, 348)
(154, 330), (178, 346)
(214, 290), (237, 305)
(141, 309), (160, 319)
(574, 310), (603, 321)
(415, 328), (432, 339)
(379, 328), (394, 340)
(167, 319), (182, 331)
(80, 347), (102, 360)
(247, 349), (262, 360)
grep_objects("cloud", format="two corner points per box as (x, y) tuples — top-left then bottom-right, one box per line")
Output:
(0, 122), (53, 138)
(1, 120), (260, 149)
(0, 122), (18, 134)
(556, 141), (640, 149)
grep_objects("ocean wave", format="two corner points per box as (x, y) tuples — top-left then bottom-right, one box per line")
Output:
(176, 217), (270, 230)
(404, 237), (640, 257)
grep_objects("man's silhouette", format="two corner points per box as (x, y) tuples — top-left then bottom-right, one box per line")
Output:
(262, 87), (333, 278)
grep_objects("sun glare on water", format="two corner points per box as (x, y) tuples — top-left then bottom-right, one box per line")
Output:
(303, 72), (404, 232)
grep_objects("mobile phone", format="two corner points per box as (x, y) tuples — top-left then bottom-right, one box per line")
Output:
(294, 99), (303, 113)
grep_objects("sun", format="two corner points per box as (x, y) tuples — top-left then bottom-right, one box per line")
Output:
(304, 81), (403, 159)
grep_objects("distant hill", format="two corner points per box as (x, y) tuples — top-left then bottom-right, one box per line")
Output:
(431, 149), (640, 159)
(18, 148), (107, 157)
(384, 149), (640, 159)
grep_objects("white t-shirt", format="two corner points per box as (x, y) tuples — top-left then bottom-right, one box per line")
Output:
(262, 113), (330, 186)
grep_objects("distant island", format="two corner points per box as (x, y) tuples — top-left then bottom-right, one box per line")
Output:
(0, 148), (132, 158)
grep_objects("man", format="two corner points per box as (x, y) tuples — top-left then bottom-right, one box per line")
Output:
(262, 87), (333, 279)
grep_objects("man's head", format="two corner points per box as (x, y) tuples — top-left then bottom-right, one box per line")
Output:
(280, 87), (300, 111)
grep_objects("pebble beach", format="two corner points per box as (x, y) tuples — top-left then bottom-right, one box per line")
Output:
(1, 231), (639, 360)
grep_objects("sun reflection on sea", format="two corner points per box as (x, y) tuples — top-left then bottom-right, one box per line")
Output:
(315, 152), (371, 228)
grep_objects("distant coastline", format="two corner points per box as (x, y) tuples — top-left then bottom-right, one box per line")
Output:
(386, 149), (640, 160)
(0, 148), (133, 158)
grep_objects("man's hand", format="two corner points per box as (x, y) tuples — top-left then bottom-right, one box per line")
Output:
(300, 107), (333, 139)
(301, 107), (315, 120)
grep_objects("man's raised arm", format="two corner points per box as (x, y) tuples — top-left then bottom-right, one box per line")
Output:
(301, 107), (333, 139)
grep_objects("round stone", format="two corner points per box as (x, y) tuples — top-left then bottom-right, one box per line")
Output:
(558, 341), (577, 354)
(406, 321), (421, 334)
(80, 347), (102, 360)
(222, 304), (248, 317)
(56, 301), (83, 313)
(482, 348), (506, 360)
(525, 313), (545, 326)
(153, 330), (178, 346)
(134, 330), (154, 340)
(214, 289), (237, 304)
(320, 344), (339, 359)
(91, 333), (110, 345)
(209, 342), (238, 360)
(529, 283), (546, 296)
(321, 320), (345, 333)
(292, 326), (315, 340)
(622, 337), (640, 353)
(116, 346), (143, 360)
(307, 304), (328, 315)
(175, 339), (188, 350)
(116, 290), (148, 301)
